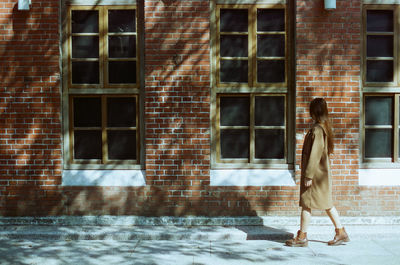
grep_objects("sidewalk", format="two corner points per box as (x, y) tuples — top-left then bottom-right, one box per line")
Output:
(0, 217), (399, 265)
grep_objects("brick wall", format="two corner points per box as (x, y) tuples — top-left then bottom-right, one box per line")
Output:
(0, 0), (398, 217)
(0, 0), (62, 215)
(296, 0), (362, 215)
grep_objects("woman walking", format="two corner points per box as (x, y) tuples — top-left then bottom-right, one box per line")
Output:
(286, 98), (349, 247)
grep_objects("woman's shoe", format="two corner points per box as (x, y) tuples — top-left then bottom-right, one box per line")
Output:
(328, 227), (350, 246)
(285, 230), (308, 247)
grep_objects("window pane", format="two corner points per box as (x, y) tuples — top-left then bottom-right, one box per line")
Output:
(257, 35), (285, 57)
(255, 129), (284, 159)
(107, 97), (136, 127)
(367, 35), (393, 57)
(108, 130), (136, 160)
(72, 36), (99, 58)
(220, 129), (249, 159)
(72, 61), (99, 84)
(367, 10), (393, 32)
(73, 97), (101, 127)
(220, 60), (248, 83)
(220, 35), (248, 57)
(220, 9), (248, 32)
(257, 60), (285, 83)
(108, 10), (136, 33)
(365, 96), (393, 125)
(74, 130), (102, 159)
(72, 10), (99, 33)
(365, 129), (392, 158)
(220, 97), (250, 126)
(109, 61), (136, 84)
(109, 36), (136, 58)
(257, 9), (285, 32)
(366, 60), (393, 82)
(255, 96), (285, 126)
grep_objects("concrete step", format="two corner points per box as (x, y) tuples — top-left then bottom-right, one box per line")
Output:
(0, 225), (294, 241)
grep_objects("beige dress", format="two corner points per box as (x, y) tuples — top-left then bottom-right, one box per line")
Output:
(300, 123), (333, 210)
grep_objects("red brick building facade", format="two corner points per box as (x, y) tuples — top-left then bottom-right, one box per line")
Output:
(0, 0), (399, 217)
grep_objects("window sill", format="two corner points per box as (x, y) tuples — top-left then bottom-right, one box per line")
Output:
(210, 169), (295, 186)
(62, 170), (146, 186)
(359, 168), (400, 186)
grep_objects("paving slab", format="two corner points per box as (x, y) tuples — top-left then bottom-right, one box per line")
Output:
(0, 238), (399, 265)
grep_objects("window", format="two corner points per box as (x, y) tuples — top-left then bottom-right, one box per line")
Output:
(217, 7), (286, 87)
(63, 5), (141, 167)
(217, 94), (286, 163)
(363, 95), (400, 163)
(363, 6), (400, 165)
(212, 3), (291, 168)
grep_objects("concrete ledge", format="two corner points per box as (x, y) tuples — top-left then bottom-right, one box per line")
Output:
(1, 216), (400, 226)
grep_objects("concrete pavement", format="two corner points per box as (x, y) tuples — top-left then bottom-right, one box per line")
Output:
(0, 217), (399, 265)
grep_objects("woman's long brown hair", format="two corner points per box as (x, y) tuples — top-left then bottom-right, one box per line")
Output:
(309, 98), (334, 155)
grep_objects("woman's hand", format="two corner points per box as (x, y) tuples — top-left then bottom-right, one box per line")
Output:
(305, 178), (313, 187)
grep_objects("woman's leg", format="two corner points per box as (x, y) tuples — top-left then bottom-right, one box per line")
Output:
(300, 207), (312, 232)
(326, 206), (350, 246)
(325, 206), (343, 229)
(286, 207), (311, 247)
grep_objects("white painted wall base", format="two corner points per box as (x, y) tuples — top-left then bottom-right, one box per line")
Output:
(62, 170), (146, 186)
(359, 169), (400, 186)
(210, 169), (296, 186)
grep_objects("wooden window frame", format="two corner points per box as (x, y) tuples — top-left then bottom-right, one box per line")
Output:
(362, 94), (400, 164)
(216, 94), (287, 165)
(215, 4), (288, 92)
(362, 6), (400, 167)
(69, 94), (139, 165)
(211, 2), (293, 169)
(363, 5), (398, 88)
(62, 4), (142, 169)
(66, 5), (140, 91)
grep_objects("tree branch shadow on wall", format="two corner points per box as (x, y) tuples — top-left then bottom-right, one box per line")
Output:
(0, 0), (300, 227)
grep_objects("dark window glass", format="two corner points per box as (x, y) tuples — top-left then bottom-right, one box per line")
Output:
(107, 97), (136, 127)
(220, 97), (250, 126)
(72, 10), (99, 33)
(220, 60), (248, 83)
(255, 129), (284, 159)
(74, 130), (102, 159)
(73, 97), (101, 127)
(257, 60), (285, 83)
(108, 130), (136, 160)
(366, 60), (393, 82)
(365, 129), (392, 158)
(72, 61), (99, 84)
(255, 96), (285, 126)
(257, 35), (285, 57)
(220, 129), (249, 159)
(257, 9), (285, 32)
(109, 36), (136, 58)
(220, 9), (248, 32)
(365, 96), (393, 125)
(220, 35), (248, 57)
(367, 10), (393, 32)
(108, 10), (136, 33)
(367, 35), (393, 57)
(72, 36), (99, 58)
(109, 61), (136, 84)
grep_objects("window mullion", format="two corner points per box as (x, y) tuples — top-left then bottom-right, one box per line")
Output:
(394, 95), (399, 162)
(100, 7), (106, 87)
(102, 95), (108, 164)
(250, 94), (255, 163)
(395, 6), (399, 86)
(249, 6), (256, 87)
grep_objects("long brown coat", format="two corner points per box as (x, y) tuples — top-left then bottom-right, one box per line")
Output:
(300, 123), (333, 210)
